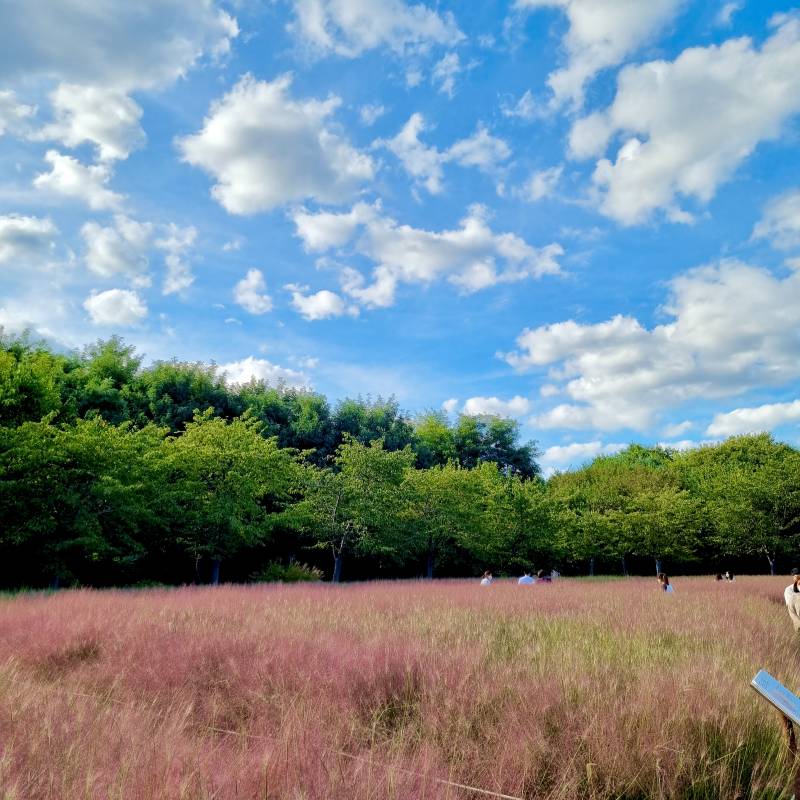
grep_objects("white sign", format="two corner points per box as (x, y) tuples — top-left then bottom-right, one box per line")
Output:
(751, 669), (800, 726)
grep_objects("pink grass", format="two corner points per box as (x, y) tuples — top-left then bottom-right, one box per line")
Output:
(0, 577), (797, 799)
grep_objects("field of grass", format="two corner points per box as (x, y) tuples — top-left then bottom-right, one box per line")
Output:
(1, 576), (798, 799)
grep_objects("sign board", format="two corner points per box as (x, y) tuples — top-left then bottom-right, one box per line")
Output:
(751, 669), (800, 726)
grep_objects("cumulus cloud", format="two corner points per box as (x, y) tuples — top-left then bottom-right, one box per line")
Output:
(219, 356), (309, 388)
(541, 440), (626, 467)
(501, 90), (539, 121)
(753, 188), (800, 250)
(359, 103), (387, 125)
(505, 259), (800, 431)
(83, 288), (147, 326)
(378, 114), (511, 194)
(156, 224), (197, 295)
(0, 0), (238, 91)
(291, 202), (563, 308)
(82, 216), (152, 285)
(442, 397), (459, 414)
(519, 166), (562, 202)
(178, 74), (375, 214)
(233, 268), (273, 314)
(462, 395), (531, 417)
(0, 214), (58, 266)
(289, 0), (462, 58)
(34, 150), (124, 210)
(36, 84), (145, 162)
(432, 52), (463, 98)
(517, 0), (684, 109)
(286, 284), (357, 320)
(706, 399), (800, 437)
(569, 16), (800, 225)
(716, 1), (743, 28)
(0, 90), (34, 137)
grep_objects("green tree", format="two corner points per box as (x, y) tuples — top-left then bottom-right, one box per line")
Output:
(289, 437), (415, 582)
(163, 411), (301, 583)
(0, 417), (167, 586)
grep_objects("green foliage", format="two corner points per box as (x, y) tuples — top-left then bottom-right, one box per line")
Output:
(251, 561), (323, 582)
(3, 335), (800, 585)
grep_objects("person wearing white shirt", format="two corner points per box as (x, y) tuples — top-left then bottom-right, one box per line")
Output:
(785, 569), (800, 631)
(480, 570), (493, 586)
(518, 571), (536, 585)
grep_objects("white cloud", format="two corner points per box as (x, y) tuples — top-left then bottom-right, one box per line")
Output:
(359, 103), (387, 125)
(753, 188), (800, 250)
(432, 52), (462, 98)
(378, 114), (511, 194)
(83, 288), (147, 326)
(222, 238), (243, 252)
(0, 214), (58, 266)
(541, 440), (626, 467)
(518, 0), (684, 109)
(291, 202), (563, 308)
(289, 0), (463, 58)
(442, 397), (459, 414)
(706, 399), (800, 437)
(501, 90), (539, 121)
(569, 16), (800, 225)
(36, 84), (145, 162)
(0, 90), (34, 137)
(716, 1), (743, 28)
(378, 113), (444, 193)
(462, 395), (531, 417)
(287, 284), (357, 320)
(156, 224), (197, 295)
(519, 166), (562, 202)
(506, 259), (800, 431)
(0, 0), (238, 91)
(82, 215), (152, 285)
(233, 268), (273, 314)
(446, 124), (511, 173)
(220, 356), (308, 388)
(517, 0), (684, 107)
(178, 74), (375, 214)
(661, 420), (692, 438)
(657, 438), (717, 451)
(34, 150), (123, 210)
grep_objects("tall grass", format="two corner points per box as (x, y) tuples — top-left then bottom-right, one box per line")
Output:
(0, 577), (797, 799)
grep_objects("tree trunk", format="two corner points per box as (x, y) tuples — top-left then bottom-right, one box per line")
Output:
(621, 555), (628, 577)
(655, 557), (662, 576)
(426, 535), (435, 580)
(210, 557), (221, 585)
(332, 552), (343, 583)
(589, 556), (595, 577)
(767, 554), (776, 576)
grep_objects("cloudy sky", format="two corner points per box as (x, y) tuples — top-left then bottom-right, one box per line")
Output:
(1, 0), (799, 472)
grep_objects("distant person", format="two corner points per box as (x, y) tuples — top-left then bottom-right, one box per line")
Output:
(518, 571), (536, 585)
(657, 573), (674, 593)
(550, 569), (560, 580)
(785, 569), (800, 631)
(480, 571), (493, 586)
(536, 569), (552, 583)
(715, 574), (724, 581)
(724, 571), (735, 582)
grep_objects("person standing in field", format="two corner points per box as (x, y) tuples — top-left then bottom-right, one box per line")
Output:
(480, 571), (493, 586)
(518, 570), (536, 585)
(784, 569), (800, 631)
(658, 573), (674, 593)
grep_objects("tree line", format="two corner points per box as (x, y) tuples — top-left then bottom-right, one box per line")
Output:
(1, 334), (799, 588)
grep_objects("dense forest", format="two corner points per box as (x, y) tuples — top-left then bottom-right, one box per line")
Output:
(1, 334), (799, 588)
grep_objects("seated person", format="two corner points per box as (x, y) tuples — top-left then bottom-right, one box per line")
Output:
(536, 569), (552, 583)
(518, 570), (536, 585)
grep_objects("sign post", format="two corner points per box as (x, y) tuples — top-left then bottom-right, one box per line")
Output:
(751, 669), (800, 798)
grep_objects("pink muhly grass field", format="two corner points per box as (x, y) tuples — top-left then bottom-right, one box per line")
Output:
(0, 576), (798, 799)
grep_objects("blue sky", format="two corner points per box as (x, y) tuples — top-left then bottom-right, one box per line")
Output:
(2, 0), (800, 473)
